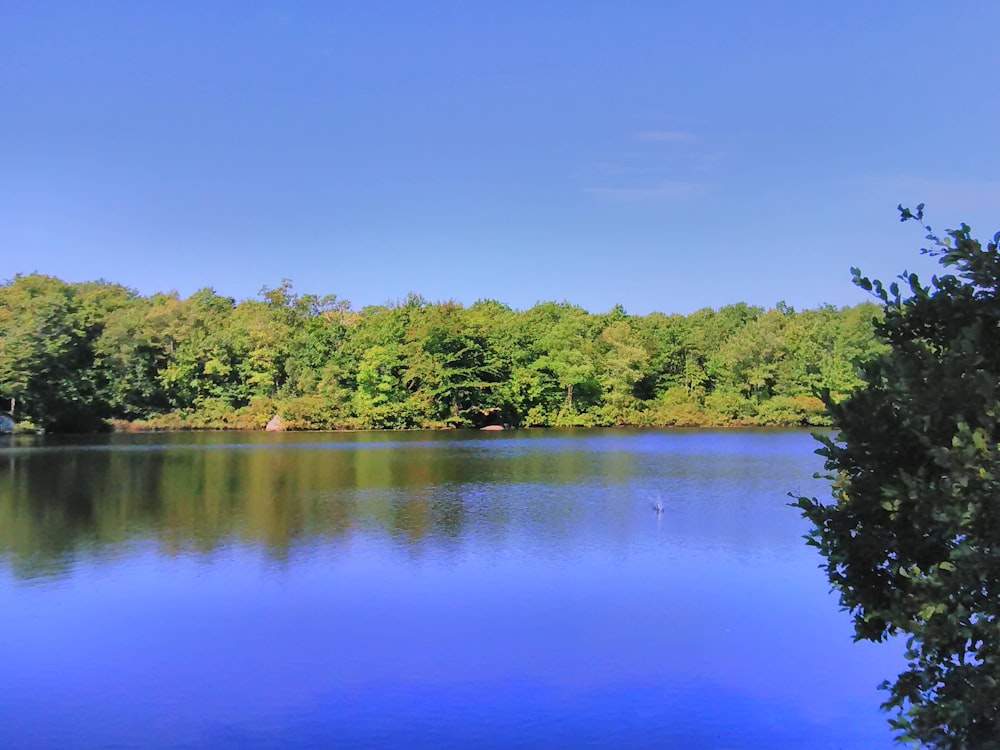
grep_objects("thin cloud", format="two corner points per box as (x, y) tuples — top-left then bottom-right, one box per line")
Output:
(634, 130), (694, 143)
(592, 152), (728, 176)
(584, 180), (709, 202)
(589, 162), (668, 177)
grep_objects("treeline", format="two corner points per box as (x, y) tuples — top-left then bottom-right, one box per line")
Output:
(0, 274), (884, 432)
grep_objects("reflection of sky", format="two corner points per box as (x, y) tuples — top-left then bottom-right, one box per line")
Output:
(0, 430), (902, 748)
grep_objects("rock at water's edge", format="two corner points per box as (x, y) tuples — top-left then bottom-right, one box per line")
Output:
(480, 425), (504, 431)
(265, 415), (284, 432)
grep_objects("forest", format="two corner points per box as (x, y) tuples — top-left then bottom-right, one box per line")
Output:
(0, 274), (885, 433)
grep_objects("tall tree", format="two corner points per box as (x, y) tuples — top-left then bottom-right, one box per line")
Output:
(402, 302), (496, 426)
(157, 288), (241, 409)
(94, 292), (181, 418)
(795, 207), (1000, 748)
(596, 318), (648, 424)
(524, 302), (600, 424)
(0, 275), (131, 430)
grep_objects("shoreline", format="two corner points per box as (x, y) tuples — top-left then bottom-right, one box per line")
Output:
(105, 416), (828, 434)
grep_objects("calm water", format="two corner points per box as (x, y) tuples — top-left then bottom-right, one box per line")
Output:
(0, 429), (902, 749)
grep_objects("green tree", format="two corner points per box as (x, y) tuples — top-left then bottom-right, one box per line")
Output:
(707, 308), (787, 402)
(595, 318), (648, 424)
(631, 312), (688, 399)
(465, 299), (522, 426)
(353, 343), (414, 427)
(684, 303), (761, 398)
(0, 271), (889, 432)
(400, 302), (497, 426)
(0, 275), (131, 431)
(276, 289), (354, 428)
(523, 302), (600, 425)
(94, 292), (189, 418)
(157, 288), (240, 410)
(343, 297), (432, 428)
(795, 207), (1000, 748)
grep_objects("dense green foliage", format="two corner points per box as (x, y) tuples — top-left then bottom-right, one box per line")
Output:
(795, 208), (1000, 748)
(0, 275), (883, 432)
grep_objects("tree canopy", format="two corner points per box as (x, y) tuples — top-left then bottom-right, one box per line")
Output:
(795, 206), (1000, 748)
(0, 274), (883, 433)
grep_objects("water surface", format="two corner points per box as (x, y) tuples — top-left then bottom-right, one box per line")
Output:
(0, 429), (901, 748)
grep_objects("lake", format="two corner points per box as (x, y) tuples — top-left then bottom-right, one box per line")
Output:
(0, 428), (902, 749)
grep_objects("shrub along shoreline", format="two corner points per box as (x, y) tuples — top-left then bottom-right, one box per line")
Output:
(103, 394), (830, 432)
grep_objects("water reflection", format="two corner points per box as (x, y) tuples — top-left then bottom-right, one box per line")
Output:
(0, 429), (814, 579)
(0, 429), (902, 749)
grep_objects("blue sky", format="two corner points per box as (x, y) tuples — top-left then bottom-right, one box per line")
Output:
(3, 1), (999, 315)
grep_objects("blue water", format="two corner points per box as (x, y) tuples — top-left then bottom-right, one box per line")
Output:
(0, 429), (902, 748)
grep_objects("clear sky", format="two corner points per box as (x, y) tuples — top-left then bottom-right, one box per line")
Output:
(3, 1), (999, 315)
